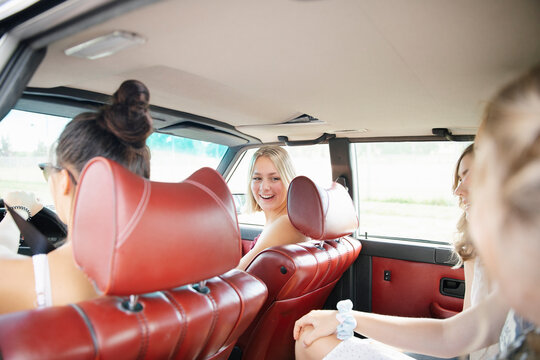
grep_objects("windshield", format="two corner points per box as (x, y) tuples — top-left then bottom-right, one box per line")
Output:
(0, 109), (229, 207)
(148, 132), (228, 182)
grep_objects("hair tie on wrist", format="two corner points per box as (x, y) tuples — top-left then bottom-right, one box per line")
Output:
(336, 299), (356, 341)
(11, 205), (32, 221)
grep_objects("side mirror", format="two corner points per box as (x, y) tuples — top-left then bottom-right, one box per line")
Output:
(232, 193), (246, 214)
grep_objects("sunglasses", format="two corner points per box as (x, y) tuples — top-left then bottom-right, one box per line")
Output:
(38, 163), (78, 186)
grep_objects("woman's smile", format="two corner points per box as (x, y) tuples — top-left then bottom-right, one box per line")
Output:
(251, 156), (287, 217)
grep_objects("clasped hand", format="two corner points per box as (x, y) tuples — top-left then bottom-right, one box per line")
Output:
(293, 310), (340, 347)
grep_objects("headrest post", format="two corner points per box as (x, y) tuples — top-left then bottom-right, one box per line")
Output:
(120, 294), (143, 312)
(192, 280), (210, 294)
(128, 295), (139, 311)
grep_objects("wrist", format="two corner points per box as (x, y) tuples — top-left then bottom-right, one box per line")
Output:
(11, 205), (32, 221)
(336, 299), (357, 341)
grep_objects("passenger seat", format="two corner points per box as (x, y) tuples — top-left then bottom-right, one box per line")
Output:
(235, 176), (361, 360)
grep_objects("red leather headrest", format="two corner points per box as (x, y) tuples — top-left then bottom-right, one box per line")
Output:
(71, 157), (240, 296)
(287, 176), (358, 240)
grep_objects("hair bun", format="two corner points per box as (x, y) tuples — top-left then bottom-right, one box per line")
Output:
(101, 80), (153, 148)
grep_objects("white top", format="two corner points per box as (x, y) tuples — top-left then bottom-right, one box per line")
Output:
(499, 309), (538, 356)
(469, 257), (499, 360)
(323, 338), (414, 360)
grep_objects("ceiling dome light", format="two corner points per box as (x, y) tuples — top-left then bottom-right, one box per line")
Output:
(64, 30), (146, 60)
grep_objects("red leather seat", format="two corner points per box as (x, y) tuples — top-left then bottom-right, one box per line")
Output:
(0, 157), (267, 360)
(237, 176), (361, 360)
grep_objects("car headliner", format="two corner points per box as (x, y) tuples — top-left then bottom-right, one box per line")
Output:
(25, 0), (540, 143)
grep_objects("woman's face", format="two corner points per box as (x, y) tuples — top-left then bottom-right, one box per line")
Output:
(250, 156), (287, 216)
(454, 153), (473, 218)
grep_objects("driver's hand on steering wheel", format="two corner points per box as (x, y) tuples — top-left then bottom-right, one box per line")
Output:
(0, 191), (43, 258)
(4, 191), (44, 219)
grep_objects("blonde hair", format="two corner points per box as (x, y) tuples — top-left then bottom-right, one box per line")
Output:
(474, 65), (540, 248)
(245, 146), (296, 213)
(452, 144), (476, 266)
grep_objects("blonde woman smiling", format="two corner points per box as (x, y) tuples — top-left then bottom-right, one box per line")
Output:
(237, 146), (306, 270)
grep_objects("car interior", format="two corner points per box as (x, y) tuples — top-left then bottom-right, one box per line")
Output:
(0, 0), (539, 359)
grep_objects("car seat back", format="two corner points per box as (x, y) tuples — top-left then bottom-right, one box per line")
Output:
(237, 176), (361, 360)
(0, 157), (267, 360)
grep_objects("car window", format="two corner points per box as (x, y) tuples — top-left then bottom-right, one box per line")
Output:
(228, 144), (332, 226)
(0, 109), (70, 207)
(147, 132), (228, 182)
(353, 141), (472, 244)
(0, 109), (228, 208)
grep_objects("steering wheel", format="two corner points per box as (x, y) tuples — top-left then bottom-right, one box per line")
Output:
(0, 199), (67, 255)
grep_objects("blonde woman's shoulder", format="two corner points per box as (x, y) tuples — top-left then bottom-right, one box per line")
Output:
(267, 213), (307, 244)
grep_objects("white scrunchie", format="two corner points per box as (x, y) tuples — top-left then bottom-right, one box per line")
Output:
(336, 299), (357, 340)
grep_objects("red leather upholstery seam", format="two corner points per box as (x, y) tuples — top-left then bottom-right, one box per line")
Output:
(70, 304), (99, 359)
(200, 290), (219, 354)
(297, 244), (328, 295)
(184, 179), (239, 232)
(134, 310), (149, 360)
(161, 291), (187, 358)
(117, 179), (151, 246)
(218, 274), (245, 344)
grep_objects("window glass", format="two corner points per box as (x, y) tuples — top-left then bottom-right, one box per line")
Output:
(228, 144), (332, 225)
(353, 141), (472, 244)
(148, 132), (228, 182)
(0, 109), (70, 207)
(0, 110), (228, 209)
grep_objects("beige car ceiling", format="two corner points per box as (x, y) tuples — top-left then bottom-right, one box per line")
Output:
(28, 0), (540, 143)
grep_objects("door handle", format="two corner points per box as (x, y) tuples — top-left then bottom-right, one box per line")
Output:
(440, 277), (465, 298)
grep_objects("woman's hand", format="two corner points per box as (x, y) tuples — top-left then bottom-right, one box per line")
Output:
(293, 310), (340, 347)
(4, 191), (43, 218)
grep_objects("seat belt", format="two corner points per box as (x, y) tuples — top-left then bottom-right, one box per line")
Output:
(6, 205), (53, 308)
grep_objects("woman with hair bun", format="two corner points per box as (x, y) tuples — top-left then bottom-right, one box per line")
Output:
(0, 80), (153, 314)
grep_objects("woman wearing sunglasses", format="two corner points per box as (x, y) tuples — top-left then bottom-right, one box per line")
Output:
(0, 79), (153, 314)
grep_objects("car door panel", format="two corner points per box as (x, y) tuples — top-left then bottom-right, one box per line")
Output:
(345, 239), (464, 320)
(371, 256), (463, 318)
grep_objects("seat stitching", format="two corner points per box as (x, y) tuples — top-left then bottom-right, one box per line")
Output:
(70, 304), (98, 359)
(118, 179), (151, 245)
(184, 180), (238, 231)
(161, 290), (187, 358)
(201, 286), (219, 354)
(134, 308), (149, 360)
(217, 274), (244, 345)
